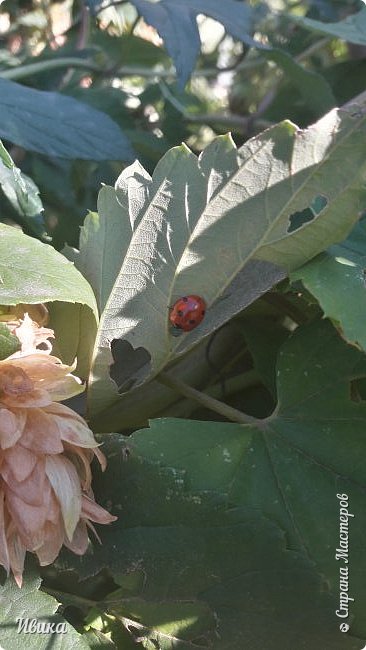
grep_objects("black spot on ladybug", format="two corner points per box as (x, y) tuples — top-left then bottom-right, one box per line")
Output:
(169, 295), (207, 332)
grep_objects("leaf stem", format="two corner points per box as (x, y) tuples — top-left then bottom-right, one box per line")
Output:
(0, 58), (102, 80)
(157, 371), (260, 426)
(0, 58), (266, 84)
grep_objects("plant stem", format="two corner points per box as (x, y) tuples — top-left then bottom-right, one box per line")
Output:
(205, 370), (260, 400)
(0, 58), (102, 80)
(296, 36), (331, 63)
(157, 371), (260, 426)
(0, 57), (266, 84)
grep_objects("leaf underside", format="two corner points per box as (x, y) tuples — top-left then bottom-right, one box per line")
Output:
(88, 105), (366, 424)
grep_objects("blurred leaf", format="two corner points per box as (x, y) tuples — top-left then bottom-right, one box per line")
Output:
(0, 140), (44, 237)
(93, 30), (169, 68)
(324, 59), (366, 106)
(95, 0), (259, 87)
(291, 218), (366, 352)
(263, 48), (336, 116)
(0, 78), (134, 161)
(66, 87), (133, 127)
(90, 107), (366, 422)
(0, 570), (89, 649)
(160, 81), (208, 144)
(291, 5), (366, 44)
(67, 86), (169, 168)
(130, 0), (201, 88)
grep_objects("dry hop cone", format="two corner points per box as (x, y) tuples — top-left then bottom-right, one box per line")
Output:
(0, 309), (117, 587)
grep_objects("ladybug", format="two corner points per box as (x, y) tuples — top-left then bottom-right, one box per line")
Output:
(169, 295), (206, 332)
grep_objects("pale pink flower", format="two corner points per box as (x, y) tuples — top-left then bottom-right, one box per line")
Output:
(0, 312), (116, 587)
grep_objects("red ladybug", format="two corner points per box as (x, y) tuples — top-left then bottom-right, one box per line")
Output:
(169, 295), (206, 332)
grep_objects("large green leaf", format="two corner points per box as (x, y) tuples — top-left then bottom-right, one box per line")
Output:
(0, 78), (134, 161)
(291, 6), (366, 45)
(0, 223), (98, 377)
(89, 106), (366, 422)
(0, 570), (90, 649)
(56, 318), (366, 646)
(54, 446), (351, 648)
(291, 218), (366, 353)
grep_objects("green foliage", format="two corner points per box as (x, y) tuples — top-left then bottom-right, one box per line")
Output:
(2, 0), (366, 647)
(89, 107), (366, 424)
(292, 6), (366, 45)
(56, 319), (366, 645)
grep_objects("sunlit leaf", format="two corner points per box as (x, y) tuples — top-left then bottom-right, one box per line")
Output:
(89, 107), (366, 423)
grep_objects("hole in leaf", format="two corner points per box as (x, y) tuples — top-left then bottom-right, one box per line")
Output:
(288, 195), (328, 233)
(110, 339), (151, 393)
